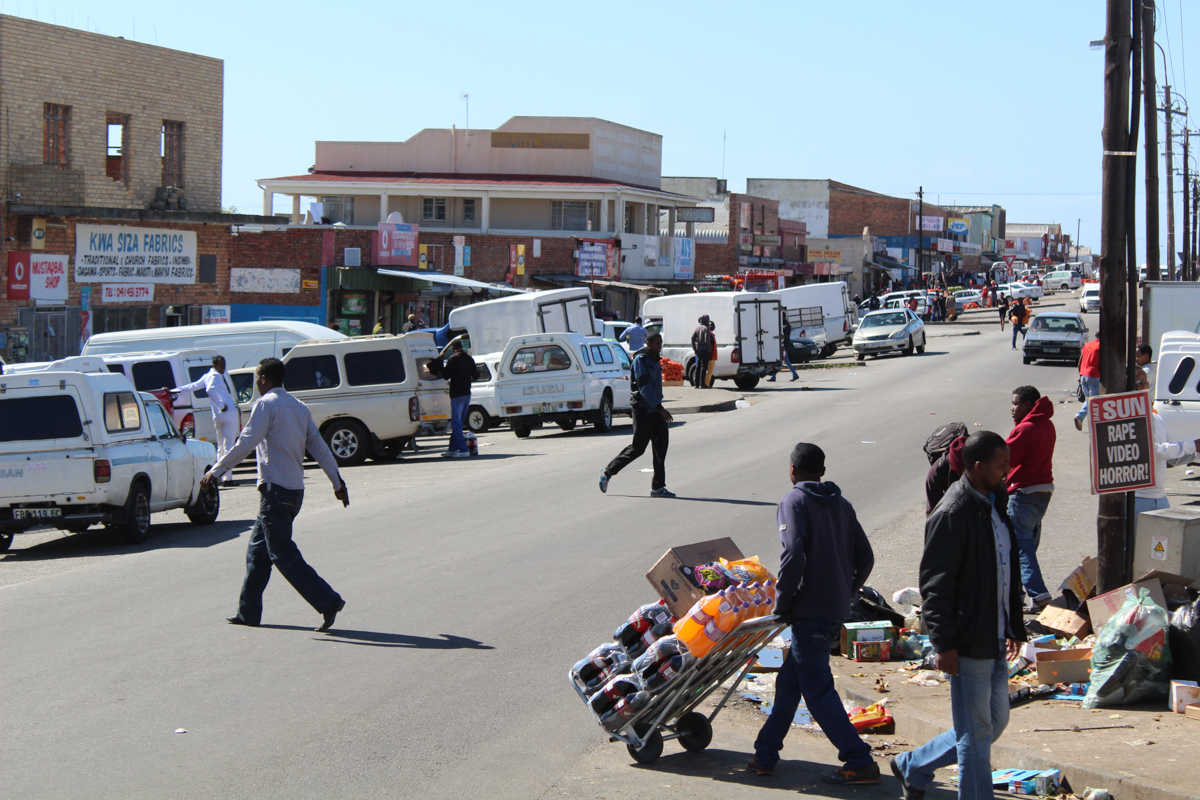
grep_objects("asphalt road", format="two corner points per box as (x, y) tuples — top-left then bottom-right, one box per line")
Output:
(4, 299), (1175, 799)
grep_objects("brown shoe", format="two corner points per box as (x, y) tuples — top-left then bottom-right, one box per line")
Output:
(821, 762), (881, 785)
(746, 756), (774, 776)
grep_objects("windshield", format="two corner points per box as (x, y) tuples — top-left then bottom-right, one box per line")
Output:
(1032, 317), (1082, 333)
(861, 312), (907, 328)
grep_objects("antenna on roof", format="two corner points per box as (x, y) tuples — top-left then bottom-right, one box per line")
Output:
(462, 93), (469, 146)
(721, 130), (726, 180)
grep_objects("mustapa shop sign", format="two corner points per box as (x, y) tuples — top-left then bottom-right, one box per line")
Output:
(1088, 390), (1156, 494)
(74, 224), (197, 284)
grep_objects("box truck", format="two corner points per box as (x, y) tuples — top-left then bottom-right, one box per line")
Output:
(445, 288), (598, 358)
(770, 281), (857, 356)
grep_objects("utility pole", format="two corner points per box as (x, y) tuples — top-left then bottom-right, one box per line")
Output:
(1163, 85), (1176, 279)
(1142, 0), (1159, 295)
(1184, 129), (1191, 280)
(917, 186), (924, 279)
(1098, 0), (1132, 593)
(1193, 177), (1199, 281)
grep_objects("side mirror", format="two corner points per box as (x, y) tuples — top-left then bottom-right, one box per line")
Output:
(180, 425), (192, 441)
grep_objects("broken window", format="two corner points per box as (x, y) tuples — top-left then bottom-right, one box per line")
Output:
(106, 113), (128, 183)
(161, 120), (184, 187)
(43, 103), (71, 167)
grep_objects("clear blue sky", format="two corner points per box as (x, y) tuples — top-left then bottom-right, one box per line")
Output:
(5, 0), (1195, 255)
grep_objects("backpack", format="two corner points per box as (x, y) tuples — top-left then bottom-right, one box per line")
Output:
(923, 422), (968, 465)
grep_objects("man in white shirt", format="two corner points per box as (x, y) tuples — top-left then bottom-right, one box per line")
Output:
(1133, 367), (1198, 523)
(173, 355), (239, 484)
(201, 357), (350, 631)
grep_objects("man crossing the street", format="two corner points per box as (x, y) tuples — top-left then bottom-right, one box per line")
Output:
(600, 333), (674, 497)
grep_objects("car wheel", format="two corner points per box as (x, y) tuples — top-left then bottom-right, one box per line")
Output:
(371, 440), (403, 462)
(118, 481), (151, 544)
(684, 360), (697, 386)
(903, 337), (914, 356)
(1024, 357), (1033, 365)
(733, 375), (760, 390)
(591, 394), (613, 433)
(512, 423), (532, 439)
(855, 354), (865, 362)
(0, 533), (13, 552)
(820, 344), (837, 359)
(557, 419), (577, 431)
(185, 475), (220, 526)
(467, 406), (490, 434)
(917, 342), (925, 354)
(324, 419), (369, 467)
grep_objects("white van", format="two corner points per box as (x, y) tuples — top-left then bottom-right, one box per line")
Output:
(1154, 332), (1200, 447)
(641, 292), (783, 390)
(494, 333), (631, 438)
(1045, 270), (1082, 292)
(100, 350), (225, 444)
(771, 282), (857, 353)
(231, 333), (449, 465)
(446, 288), (597, 358)
(82, 320), (345, 369)
(1079, 285), (1100, 313)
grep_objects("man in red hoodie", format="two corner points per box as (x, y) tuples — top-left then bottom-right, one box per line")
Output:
(1006, 385), (1056, 609)
(1074, 335), (1101, 431)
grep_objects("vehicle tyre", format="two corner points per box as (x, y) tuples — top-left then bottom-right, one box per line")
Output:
(855, 354), (866, 362)
(820, 344), (837, 359)
(371, 439), (403, 462)
(916, 343), (925, 354)
(903, 337), (914, 356)
(684, 360), (697, 386)
(185, 476), (220, 526)
(592, 394), (614, 433)
(512, 423), (532, 439)
(733, 375), (760, 390)
(1023, 357), (1033, 365)
(626, 724), (663, 765)
(556, 419), (577, 431)
(118, 481), (151, 544)
(0, 533), (12, 552)
(676, 712), (713, 752)
(324, 419), (369, 467)
(467, 405), (490, 434)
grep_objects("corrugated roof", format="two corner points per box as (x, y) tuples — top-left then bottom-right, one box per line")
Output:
(657, 202), (729, 243)
(1007, 223), (1061, 236)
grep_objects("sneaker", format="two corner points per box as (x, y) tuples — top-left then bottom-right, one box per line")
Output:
(1027, 592), (1052, 613)
(746, 756), (774, 777)
(890, 757), (925, 800)
(599, 471), (609, 494)
(451, 450), (470, 458)
(821, 762), (881, 785)
(649, 487), (676, 498)
(1074, 416), (1083, 431)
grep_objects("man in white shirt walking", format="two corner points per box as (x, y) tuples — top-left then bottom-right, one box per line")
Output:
(173, 355), (240, 484)
(201, 358), (350, 631)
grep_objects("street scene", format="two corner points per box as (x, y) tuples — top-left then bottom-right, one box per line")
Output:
(3, 3), (1200, 800)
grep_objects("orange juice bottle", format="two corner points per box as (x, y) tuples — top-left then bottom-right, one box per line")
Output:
(690, 597), (741, 658)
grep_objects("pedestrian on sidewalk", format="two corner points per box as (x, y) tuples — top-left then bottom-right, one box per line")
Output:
(171, 355), (239, 485)
(768, 318), (799, 382)
(891, 431), (1025, 800)
(926, 435), (966, 516)
(1073, 334), (1101, 431)
(997, 295), (1009, 331)
(704, 319), (718, 387)
(1136, 343), (1155, 394)
(1133, 367), (1199, 529)
(599, 333), (674, 497)
(691, 316), (713, 388)
(1005, 385), (1056, 610)
(431, 340), (478, 458)
(204, 357), (350, 632)
(1008, 301), (1029, 349)
(748, 443), (879, 785)
(619, 316), (647, 352)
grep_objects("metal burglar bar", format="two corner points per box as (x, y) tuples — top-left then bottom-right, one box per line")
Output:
(162, 121), (184, 187)
(43, 103), (70, 167)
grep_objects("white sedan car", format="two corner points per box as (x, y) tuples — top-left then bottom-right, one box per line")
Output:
(852, 308), (927, 361)
(999, 282), (1039, 301)
(952, 290), (983, 311)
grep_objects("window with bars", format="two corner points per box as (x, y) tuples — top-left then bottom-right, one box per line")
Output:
(161, 120), (184, 187)
(551, 200), (596, 231)
(43, 103), (71, 167)
(423, 197), (447, 221)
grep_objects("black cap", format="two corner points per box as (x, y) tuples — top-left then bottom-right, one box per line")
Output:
(790, 443), (825, 474)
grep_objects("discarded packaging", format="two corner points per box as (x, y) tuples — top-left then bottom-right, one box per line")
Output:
(847, 701), (894, 734)
(1086, 579), (1167, 632)
(645, 538), (743, 618)
(841, 621), (898, 657)
(1037, 596), (1092, 639)
(1169, 679), (1200, 713)
(852, 640), (891, 662)
(1059, 557), (1099, 604)
(1084, 588), (1173, 708)
(1035, 648), (1094, 685)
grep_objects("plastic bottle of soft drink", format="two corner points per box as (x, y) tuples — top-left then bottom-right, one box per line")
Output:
(689, 597), (741, 658)
(599, 691), (650, 732)
(761, 579), (777, 605)
(587, 675), (641, 716)
(673, 590), (726, 643)
(642, 653), (688, 692)
(626, 618), (674, 660)
(572, 643), (624, 687)
(614, 599), (673, 650)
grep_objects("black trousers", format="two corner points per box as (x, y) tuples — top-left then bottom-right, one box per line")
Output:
(604, 405), (669, 490)
(693, 355), (710, 387)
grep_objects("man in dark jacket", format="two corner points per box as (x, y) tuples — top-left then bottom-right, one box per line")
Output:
(600, 333), (674, 497)
(434, 340), (477, 458)
(691, 315), (713, 388)
(891, 431), (1026, 800)
(749, 443), (878, 784)
(925, 436), (965, 516)
(1006, 386), (1056, 608)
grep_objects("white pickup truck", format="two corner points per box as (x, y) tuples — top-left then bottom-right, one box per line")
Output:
(0, 369), (219, 551)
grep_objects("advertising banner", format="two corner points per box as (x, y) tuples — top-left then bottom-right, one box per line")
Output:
(517, 244), (526, 275)
(453, 235), (466, 277)
(74, 224), (196, 283)
(657, 236), (673, 268)
(101, 283), (154, 303)
(79, 286), (92, 351)
(203, 305), (231, 325)
(920, 216), (944, 232)
(6, 251), (30, 299)
(31, 254), (69, 302)
(1089, 390), (1156, 494)
(947, 218), (970, 235)
(673, 237), (694, 280)
(376, 222), (419, 267)
(577, 242), (608, 277)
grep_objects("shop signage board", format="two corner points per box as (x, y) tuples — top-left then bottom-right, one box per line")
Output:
(203, 305), (231, 324)
(673, 237), (694, 280)
(1089, 390), (1155, 494)
(937, 238), (955, 253)
(577, 242), (608, 277)
(376, 222), (419, 267)
(809, 249), (842, 262)
(79, 286), (92, 351)
(74, 224), (196, 283)
(7, 252), (30, 299)
(101, 284), (154, 303)
(920, 216), (944, 232)
(948, 218), (970, 235)
(754, 234), (781, 247)
(676, 207), (715, 223)
(30, 254), (68, 302)
(739, 233), (754, 251)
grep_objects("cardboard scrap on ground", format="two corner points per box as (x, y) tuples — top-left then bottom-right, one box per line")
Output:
(1037, 596), (1092, 639)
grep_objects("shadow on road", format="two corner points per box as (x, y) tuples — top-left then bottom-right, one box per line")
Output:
(316, 629), (495, 649)
(623, 496), (776, 507)
(1, 519), (249, 561)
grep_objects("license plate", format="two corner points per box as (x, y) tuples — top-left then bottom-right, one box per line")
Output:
(14, 507), (61, 520)
(1044, 347), (1060, 353)
(533, 403), (560, 414)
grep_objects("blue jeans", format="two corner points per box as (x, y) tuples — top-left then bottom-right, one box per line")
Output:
(767, 350), (799, 381)
(237, 485), (341, 625)
(893, 656), (1009, 799)
(1007, 492), (1051, 598)
(1075, 376), (1101, 421)
(753, 618), (872, 771)
(449, 395), (470, 452)
(1011, 323), (1026, 348)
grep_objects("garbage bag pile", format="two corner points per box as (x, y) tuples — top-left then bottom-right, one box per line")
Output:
(1083, 588), (1173, 708)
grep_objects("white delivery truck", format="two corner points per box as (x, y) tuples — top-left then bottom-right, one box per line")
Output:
(1154, 332), (1200, 447)
(1143, 281), (1200, 358)
(641, 292), (782, 390)
(446, 288), (598, 358)
(770, 281), (857, 356)
(82, 320), (345, 369)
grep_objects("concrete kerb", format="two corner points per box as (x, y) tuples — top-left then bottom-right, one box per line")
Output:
(831, 666), (1193, 800)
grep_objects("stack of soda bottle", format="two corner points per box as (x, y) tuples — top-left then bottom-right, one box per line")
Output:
(674, 580), (777, 658)
(571, 598), (696, 733)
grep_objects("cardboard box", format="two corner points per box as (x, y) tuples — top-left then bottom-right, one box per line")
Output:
(852, 640), (891, 662)
(1035, 648), (1094, 685)
(1086, 579), (1167, 632)
(645, 537), (743, 619)
(840, 621), (898, 656)
(1170, 680), (1200, 713)
(1059, 556), (1099, 603)
(1186, 703), (1200, 721)
(1036, 596), (1092, 639)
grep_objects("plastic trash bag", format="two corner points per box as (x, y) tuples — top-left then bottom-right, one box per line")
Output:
(1168, 592), (1200, 681)
(1083, 588), (1173, 708)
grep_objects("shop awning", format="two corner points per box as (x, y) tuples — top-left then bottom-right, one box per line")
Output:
(376, 269), (524, 294)
(533, 274), (665, 294)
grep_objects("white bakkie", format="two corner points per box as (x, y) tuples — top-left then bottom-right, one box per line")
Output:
(0, 369), (219, 551)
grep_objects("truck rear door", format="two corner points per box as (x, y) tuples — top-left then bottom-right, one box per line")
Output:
(0, 384), (96, 502)
(496, 340), (585, 417)
(735, 298), (782, 364)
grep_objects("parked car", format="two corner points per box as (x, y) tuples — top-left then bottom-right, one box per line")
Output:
(494, 333), (631, 438)
(1022, 312), (1089, 365)
(884, 295), (931, 320)
(1044, 269), (1082, 292)
(83, 320), (345, 369)
(101, 349), (228, 443)
(0, 369), (219, 550)
(786, 330), (822, 364)
(601, 320), (633, 343)
(952, 290), (983, 311)
(1154, 332), (1200, 445)
(998, 283), (1039, 302)
(1014, 281), (1045, 299)
(465, 354), (505, 434)
(1080, 285), (1101, 313)
(852, 309), (927, 361)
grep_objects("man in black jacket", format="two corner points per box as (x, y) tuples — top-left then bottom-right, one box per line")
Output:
(749, 443), (878, 784)
(891, 431), (1026, 800)
(691, 315), (713, 388)
(434, 340), (477, 458)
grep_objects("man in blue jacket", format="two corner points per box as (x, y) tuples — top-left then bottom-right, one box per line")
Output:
(749, 443), (878, 784)
(599, 332), (674, 497)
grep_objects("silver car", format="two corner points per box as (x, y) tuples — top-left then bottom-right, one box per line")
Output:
(1022, 312), (1089, 365)
(852, 309), (927, 361)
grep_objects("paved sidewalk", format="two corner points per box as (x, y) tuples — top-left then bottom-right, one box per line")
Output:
(662, 385), (743, 414)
